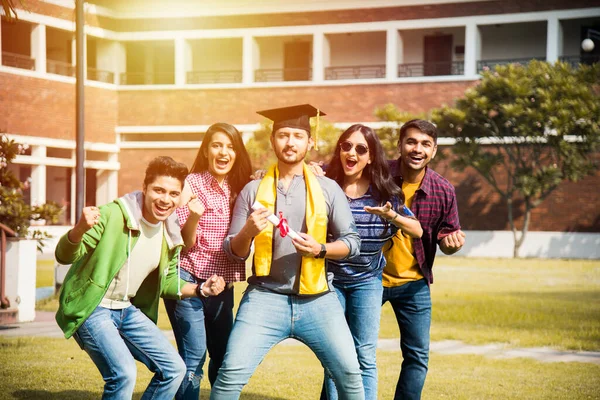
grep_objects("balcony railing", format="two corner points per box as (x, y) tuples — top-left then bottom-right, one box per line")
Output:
(120, 72), (175, 85)
(325, 64), (385, 80)
(87, 67), (115, 84)
(397, 61), (464, 77)
(255, 68), (312, 82)
(46, 59), (75, 77)
(559, 54), (600, 67)
(1, 51), (35, 70)
(477, 57), (546, 72)
(187, 70), (242, 84)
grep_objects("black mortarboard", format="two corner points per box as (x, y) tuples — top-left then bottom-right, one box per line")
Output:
(256, 104), (326, 135)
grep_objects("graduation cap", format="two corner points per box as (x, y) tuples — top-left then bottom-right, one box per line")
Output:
(256, 104), (326, 150)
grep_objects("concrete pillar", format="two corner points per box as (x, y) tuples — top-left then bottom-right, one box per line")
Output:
(546, 17), (562, 63)
(113, 41), (126, 85)
(464, 22), (481, 77)
(6, 239), (37, 322)
(31, 24), (46, 73)
(71, 31), (87, 79)
(312, 32), (325, 82)
(174, 37), (190, 86)
(30, 145), (46, 206)
(386, 28), (399, 80)
(71, 37), (76, 67)
(107, 153), (118, 201)
(242, 34), (256, 84)
(145, 44), (155, 84)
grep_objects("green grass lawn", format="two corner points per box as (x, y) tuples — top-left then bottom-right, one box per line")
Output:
(27, 257), (600, 399)
(36, 259), (55, 289)
(1, 336), (599, 400)
(399, 257), (600, 351)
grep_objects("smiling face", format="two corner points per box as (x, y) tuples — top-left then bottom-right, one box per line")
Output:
(339, 130), (371, 180)
(398, 127), (437, 173)
(142, 176), (183, 224)
(205, 131), (236, 181)
(270, 127), (312, 166)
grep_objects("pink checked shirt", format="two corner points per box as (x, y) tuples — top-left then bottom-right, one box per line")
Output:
(176, 171), (245, 282)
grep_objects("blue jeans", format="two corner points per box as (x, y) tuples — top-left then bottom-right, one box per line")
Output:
(73, 305), (186, 400)
(210, 286), (364, 400)
(164, 269), (235, 400)
(323, 276), (383, 400)
(382, 279), (431, 400)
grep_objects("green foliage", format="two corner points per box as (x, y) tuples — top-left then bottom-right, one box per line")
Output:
(1, 0), (24, 21)
(0, 134), (63, 251)
(244, 118), (341, 170)
(430, 61), (600, 256)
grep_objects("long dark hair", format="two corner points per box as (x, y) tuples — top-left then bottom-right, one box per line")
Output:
(190, 122), (252, 205)
(326, 124), (405, 207)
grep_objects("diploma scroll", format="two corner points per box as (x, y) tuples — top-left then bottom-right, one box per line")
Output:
(251, 201), (301, 240)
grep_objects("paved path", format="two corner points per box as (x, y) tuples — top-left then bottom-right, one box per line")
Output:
(2, 312), (599, 365)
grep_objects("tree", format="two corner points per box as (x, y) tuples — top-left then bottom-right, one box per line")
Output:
(0, 134), (63, 251)
(1, 0), (23, 21)
(431, 60), (600, 257)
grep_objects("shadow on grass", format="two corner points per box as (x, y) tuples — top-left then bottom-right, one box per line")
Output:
(239, 394), (290, 400)
(13, 390), (293, 400)
(13, 390), (97, 399)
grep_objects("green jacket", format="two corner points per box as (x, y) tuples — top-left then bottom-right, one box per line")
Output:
(55, 191), (186, 339)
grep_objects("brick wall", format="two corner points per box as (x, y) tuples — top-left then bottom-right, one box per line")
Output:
(118, 148), (197, 196)
(0, 73), (117, 143)
(117, 81), (476, 126)
(432, 153), (600, 232)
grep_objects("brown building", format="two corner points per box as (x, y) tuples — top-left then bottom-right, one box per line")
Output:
(1, 0), (599, 235)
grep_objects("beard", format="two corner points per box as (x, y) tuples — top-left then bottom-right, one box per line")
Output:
(275, 146), (308, 165)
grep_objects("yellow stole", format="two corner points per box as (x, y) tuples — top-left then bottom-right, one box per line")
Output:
(254, 163), (329, 295)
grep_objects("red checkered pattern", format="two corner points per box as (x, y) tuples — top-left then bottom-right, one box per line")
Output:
(177, 171), (245, 282)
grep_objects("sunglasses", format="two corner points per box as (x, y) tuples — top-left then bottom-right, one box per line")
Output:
(340, 141), (369, 156)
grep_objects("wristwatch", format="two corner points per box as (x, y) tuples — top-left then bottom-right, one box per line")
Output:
(315, 243), (327, 259)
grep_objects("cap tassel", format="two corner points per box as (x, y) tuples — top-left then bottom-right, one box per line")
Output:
(314, 108), (320, 151)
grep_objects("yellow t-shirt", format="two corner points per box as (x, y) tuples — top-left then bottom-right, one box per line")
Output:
(382, 181), (424, 287)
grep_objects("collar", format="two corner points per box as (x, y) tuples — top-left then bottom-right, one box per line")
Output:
(116, 191), (184, 250)
(392, 160), (433, 196)
(199, 170), (228, 190)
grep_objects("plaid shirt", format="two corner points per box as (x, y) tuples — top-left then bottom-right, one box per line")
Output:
(176, 171), (245, 283)
(388, 160), (461, 284)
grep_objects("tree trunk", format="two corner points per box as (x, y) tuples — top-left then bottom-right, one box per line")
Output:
(513, 206), (532, 258)
(507, 197), (520, 258)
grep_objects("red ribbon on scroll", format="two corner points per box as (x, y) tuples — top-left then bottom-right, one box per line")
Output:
(278, 211), (291, 238)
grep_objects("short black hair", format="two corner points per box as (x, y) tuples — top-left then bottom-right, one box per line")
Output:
(143, 156), (188, 188)
(398, 119), (438, 146)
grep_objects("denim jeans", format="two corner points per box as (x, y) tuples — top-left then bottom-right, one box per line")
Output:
(73, 305), (186, 400)
(210, 286), (364, 400)
(382, 279), (431, 400)
(322, 276), (383, 400)
(164, 269), (235, 400)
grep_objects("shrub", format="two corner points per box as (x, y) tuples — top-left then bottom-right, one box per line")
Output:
(0, 134), (63, 251)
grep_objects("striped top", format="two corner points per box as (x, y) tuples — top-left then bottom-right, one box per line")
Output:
(328, 187), (412, 284)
